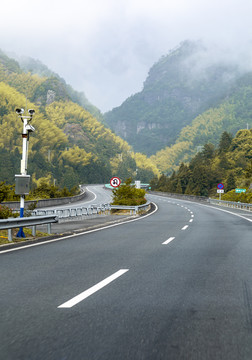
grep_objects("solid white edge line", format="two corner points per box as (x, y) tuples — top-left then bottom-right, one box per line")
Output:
(85, 186), (97, 203)
(150, 194), (252, 223)
(0, 203), (159, 254)
(58, 269), (129, 308)
(162, 237), (175, 245)
(196, 202), (252, 222)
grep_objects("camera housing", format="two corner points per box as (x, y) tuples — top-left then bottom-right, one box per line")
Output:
(16, 108), (24, 115)
(28, 109), (35, 116)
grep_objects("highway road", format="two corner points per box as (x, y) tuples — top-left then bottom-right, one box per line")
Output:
(0, 187), (252, 359)
(40, 184), (113, 211)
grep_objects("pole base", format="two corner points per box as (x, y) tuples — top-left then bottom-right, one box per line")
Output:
(16, 227), (26, 238)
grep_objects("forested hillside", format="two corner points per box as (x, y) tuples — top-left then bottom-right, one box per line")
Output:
(0, 50), (159, 189)
(151, 77), (252, 174)
(1, 50), (102, 120)
(150, 129), (252, 201)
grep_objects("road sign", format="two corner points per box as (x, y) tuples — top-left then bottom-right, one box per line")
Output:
(217, 183), (224, 190)
(235, 188), (246, 193)
(110, 177), (121, 188)
(217, 189), (224, 193)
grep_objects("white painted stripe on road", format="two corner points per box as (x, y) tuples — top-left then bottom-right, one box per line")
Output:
(181, 225), (189, 230)
(58, 269), (129, 308)
(162, 237), (175, 245)
(189, 219), (193, 223)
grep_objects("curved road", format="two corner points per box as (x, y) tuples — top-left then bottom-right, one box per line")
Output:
(40, 185), (113, 211)
(0, 186), (251, 359)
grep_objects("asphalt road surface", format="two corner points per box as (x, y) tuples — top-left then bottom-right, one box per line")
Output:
(40, 184), (113, 211)
(0, 187), (252, 360)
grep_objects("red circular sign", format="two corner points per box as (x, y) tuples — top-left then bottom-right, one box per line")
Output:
(217, 183), (224, 189)
(110, 177), (121, 188)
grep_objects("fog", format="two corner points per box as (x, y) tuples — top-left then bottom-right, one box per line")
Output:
(1, 0), (252, 112)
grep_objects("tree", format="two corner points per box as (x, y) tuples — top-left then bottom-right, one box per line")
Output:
(175, 179), (183, 194)
(218, 131), (233, 154)
(0, 181), (11, 203)
(112, 178), (146, 206)
(226, 172), (236, 192)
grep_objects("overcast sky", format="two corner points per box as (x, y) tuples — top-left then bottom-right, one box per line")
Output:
(1, 0), (252, 112)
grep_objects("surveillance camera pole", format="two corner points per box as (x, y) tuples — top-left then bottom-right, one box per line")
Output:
(16, 109), (35, 238)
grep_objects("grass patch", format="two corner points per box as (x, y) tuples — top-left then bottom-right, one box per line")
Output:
(0, 228), (49, 245)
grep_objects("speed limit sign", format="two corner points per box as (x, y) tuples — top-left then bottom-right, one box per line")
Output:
(110, 177), (121, 188)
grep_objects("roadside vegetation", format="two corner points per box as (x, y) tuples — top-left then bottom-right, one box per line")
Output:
(0, 180), (80, 219)
(150, 130), (252, 202)
(111, 178), (146, 206)
(0, 228), (49, 245)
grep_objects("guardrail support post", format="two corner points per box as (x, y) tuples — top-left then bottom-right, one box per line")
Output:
(47, 223), (52, 234)
(8, 229), (12, 242)
(31, 225), (36, 237)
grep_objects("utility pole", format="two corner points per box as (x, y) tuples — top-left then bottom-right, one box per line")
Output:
(15, 108), (35, 238)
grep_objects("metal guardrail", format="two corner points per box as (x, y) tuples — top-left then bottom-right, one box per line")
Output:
(1, 202), (150, 243)
(110, 202), (151, 215)
(0, 215), (58, 242)
(209, 198), (252, 211)
(31, 202), (150, 217)
(31, 203), (111, 218)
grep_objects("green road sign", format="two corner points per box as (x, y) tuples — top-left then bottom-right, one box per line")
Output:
(235, 188), (246, 193)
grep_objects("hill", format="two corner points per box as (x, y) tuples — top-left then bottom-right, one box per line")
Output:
(0, 50), (159, 189)
(150, 129), (252, 200)
(104, 40), (248, 157)
(151, 75), (252, 174)
(2, 50), (103, 121)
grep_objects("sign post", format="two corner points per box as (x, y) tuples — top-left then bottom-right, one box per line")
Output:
(217, 183), (224, 200)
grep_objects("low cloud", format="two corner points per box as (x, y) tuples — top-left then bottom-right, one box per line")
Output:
(1, 0), (252, 111)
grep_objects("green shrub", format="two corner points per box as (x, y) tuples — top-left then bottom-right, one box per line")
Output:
(112, 178), (146, 206)
(27, 182), (79, 200)
(222, 189), (252, 203)
(0, 204), (17, 219)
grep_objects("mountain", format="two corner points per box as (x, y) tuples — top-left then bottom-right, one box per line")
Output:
(104, 40), (244, 156)
(0, 50), (159, 188)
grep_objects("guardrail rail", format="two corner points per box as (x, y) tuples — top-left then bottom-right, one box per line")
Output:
(209, 198), (252, 211)
(0, 215), (58, 242)
(31, 203), (111, 219)
(110, 202), (151, 215)
(1, 201), (151, 243)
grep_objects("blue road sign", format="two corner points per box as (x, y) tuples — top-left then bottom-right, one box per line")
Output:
(217, 183), (224, 189)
